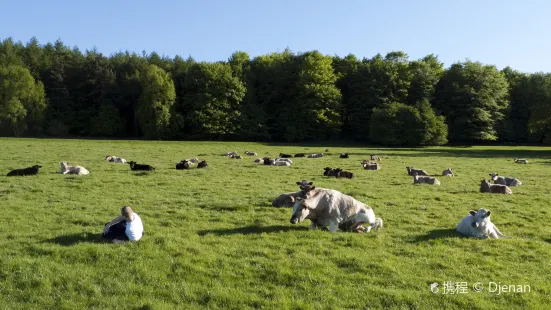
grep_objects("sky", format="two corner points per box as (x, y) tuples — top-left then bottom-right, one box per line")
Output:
(1, 0), (549, 72)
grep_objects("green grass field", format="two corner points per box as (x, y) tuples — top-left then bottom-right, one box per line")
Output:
(1, 138), (550, 309)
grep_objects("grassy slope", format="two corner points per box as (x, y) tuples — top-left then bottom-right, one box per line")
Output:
(0, 138), (550, 309)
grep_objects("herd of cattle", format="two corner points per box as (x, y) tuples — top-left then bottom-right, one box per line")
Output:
(4, 149), (530, 239)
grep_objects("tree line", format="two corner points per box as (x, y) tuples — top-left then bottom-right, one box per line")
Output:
(1, 37), (551, 145)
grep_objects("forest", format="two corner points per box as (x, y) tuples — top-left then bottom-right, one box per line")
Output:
(1, 37), (550, 145)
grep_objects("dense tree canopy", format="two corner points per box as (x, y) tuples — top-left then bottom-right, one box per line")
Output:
(1, 37), (550, 145)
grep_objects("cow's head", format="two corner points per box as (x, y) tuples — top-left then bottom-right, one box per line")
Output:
(33, 165), (42, 169)
(296, 180), (313, 187)
(469, 209), (491, 229)
(489, 173), (498, 180)
(290, 197), (313, 224)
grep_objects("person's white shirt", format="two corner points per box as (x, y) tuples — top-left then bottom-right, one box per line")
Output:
(125, 213), (144, 241)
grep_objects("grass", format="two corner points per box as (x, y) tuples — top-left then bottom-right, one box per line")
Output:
(0, 138), (550, 309)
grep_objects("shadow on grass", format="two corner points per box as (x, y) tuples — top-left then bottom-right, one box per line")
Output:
(45, 232), (104, 246)
(133, 171), (152, 176)
(198, 225), (309, 236)
(410, 228), (462, 243)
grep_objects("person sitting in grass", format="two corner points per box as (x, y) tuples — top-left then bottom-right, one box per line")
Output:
(102, 206), (144, 243)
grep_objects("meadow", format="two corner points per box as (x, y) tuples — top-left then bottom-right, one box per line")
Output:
(0, 138), (550, 309)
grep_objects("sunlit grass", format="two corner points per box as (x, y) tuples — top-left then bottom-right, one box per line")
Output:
(0, 138), (550, 309)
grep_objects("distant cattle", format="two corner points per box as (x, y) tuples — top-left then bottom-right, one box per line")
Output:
(362, 161), (380, 170)
(60, 162), (90, 175)
(370, 155), (381, 161)
(197, 160), (208, 168)
(406, 166), (429, 176)
(513, 158), (528, 164)
(340, 153), (349, 158)
(245, 151), (258, 156)
(480, 179), (512, 194)
(225, 151), (238, 157)
(489, 173), (522, 186)
(323, 167), (339, 177)
(186, 158), (200, 164)
(412, 172), (440, 185)
(335, 168), (354, 179)
(275, 158), (293, 164)
(106, 155), (127, 163)
(294, 153), (306, 157)
(442, 168), (454, 177)
(279, 153), (293, 158)
(128, 161), (155, 171)
(176, 160), (190, 170)
(273, 161), (291, 166)
(7, 165), (42, 176)
(307, 153), (324, 158)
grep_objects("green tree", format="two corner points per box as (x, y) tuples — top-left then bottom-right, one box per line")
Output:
(183, 62), (246, 139)
(348, 52), (412, 141)
(136, 64), (176, 139)
(370, 100), (447, 146)
(407, 54), (444, 105)
(433, 61), (509, 142)
(0, 65), (46, 136)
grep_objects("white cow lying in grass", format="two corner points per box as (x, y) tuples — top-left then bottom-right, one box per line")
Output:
(105, 155), (127, 163)
(489, 173), (522, 186)
(456, 208), (510, 239)
(290, 186), (383, 233)
(60, 162), (90, 175)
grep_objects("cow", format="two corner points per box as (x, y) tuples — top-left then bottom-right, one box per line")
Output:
(254, 158), (264, 163)
(186, 158), (200, 164)
(362, 161), (380, 170)
(307, 153), (324, 158)
(225, 151), (238, 157)
(60, 162), (90, 175)
(263, 159), (275, 165)
(279, 153), (293, 158)
(480, 179), (512, 194)
(197, 160), (208, 168)
(340, 153), (349, 158)
(406, 166), (429, 176)
(294, 153), (306, 157)
(513, 158), (528, 164)
(176, 160), (190, 170)
(290, 187), (383, 233)
(442, 168), (454, 177)
(412, 172), (440, 185)
(106, 155), (127, 163)
(128, 161), (155, 171)
(275, 158), (293, 164)
(489, 173), (522, 187)
(273, 161), (291, 166)
(370, 155), (381, 161)
(456, 208), (510, 239)
(323, 167), (339, 177)
(334, 168), (354, 179)
(245, 151), (258, 156)
(7, 165), (42, 176)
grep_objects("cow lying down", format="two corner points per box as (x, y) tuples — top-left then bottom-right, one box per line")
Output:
(456, 208), (510, 239)
(290, 186), (383, 233)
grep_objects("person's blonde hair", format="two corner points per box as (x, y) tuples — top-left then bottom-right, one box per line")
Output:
(121, 206), (133, 218)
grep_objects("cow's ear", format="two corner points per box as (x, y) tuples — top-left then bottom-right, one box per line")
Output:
(485, 211), (491, 217)
(469, 210), (477, 216)
(311, 186), (316, 190)
(308, 182), (313, 186)
(296, 182), (301, 185)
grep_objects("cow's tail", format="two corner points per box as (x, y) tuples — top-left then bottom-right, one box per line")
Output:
(374, 217), (383, 230)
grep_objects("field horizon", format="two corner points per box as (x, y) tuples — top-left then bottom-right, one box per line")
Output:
(1, 138), (550, 309)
